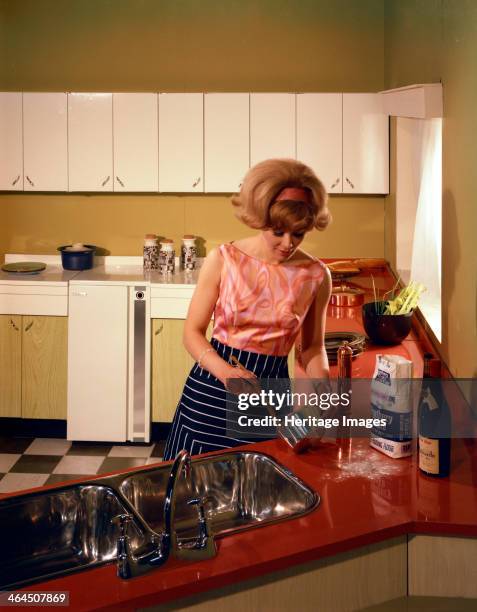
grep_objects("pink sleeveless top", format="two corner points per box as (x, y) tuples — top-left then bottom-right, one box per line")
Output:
(212, 243), (327, 356)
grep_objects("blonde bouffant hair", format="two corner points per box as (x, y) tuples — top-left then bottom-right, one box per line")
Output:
(231, 158), (331, 232)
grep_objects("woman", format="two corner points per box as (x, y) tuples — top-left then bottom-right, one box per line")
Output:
(163, 158), (332, 461)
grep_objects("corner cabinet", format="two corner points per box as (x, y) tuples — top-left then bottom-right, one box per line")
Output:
(343, 93), (389, 194)
(297, 92), (389, 195)
(0, 315), (67, 419)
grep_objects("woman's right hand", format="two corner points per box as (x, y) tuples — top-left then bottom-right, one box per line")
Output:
(220, 364), (261, 395)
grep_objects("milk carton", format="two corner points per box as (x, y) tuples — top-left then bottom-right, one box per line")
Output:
(370, 354), (414, 458)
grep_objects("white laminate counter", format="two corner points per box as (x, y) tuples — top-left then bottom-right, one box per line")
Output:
(69, 264), (151, 286)
(68, 257), (200, 317)
(1, 254), (201, 317)
(0, 255), (80, 315)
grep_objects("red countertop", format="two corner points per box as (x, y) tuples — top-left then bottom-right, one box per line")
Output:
(14, 437), (477, 612)
(8, 265), (477, 611)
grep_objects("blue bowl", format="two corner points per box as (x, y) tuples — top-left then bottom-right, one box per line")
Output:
(58, 245), (95, 271)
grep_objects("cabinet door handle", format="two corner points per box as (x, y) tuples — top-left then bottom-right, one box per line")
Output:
(115, 176), (125, 187)
(238, 182), (242, 189)
(330, 177), (340, 189)
(101, 175), (110, 187)
(11, 175), (20, 186)
(345, 177), (355, 189)
(10, 319), (19, 331)
(192, 177), (201, 188)
(24, 321), (34, 332)
(155, 323), (164, 336)
(26, 175), (35, 187)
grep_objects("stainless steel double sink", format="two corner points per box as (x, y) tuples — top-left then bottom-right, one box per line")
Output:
(0, 451), (319, 589)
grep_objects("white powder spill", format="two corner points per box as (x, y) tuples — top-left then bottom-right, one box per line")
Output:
(327, 446), (410, 481)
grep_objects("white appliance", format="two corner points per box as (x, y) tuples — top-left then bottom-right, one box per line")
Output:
(67, 277), (151, 443)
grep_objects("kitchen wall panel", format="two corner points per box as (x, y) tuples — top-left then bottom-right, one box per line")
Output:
(0, 0), (386, 258)
(384, 0), (477, 377)
(0, 193), (384, 259)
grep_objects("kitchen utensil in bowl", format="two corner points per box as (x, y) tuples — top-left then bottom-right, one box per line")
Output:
(58, 244), (95, 270)
(362, 301), (413, 345)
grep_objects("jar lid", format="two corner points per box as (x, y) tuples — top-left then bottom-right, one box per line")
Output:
(145, 234), (157, 239)
(182, 234), (195, 240)
(160, 239), (174, 244)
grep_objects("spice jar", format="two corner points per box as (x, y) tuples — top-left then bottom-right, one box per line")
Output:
(181, 235), (197, 271)
(143, 234), (159, 271)
(159, 239), (175, 274)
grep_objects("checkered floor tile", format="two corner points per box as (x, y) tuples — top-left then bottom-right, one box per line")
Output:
(0, 437), (165, 495)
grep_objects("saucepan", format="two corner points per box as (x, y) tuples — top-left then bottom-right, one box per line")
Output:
(58, 244), (96, 270)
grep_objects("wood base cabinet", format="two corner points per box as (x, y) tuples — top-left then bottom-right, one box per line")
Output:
(142, 537), (407, 612)
(408, 535), (477, 598)
(152, 319), (211, 423)
(0, 315), (67, 420)
(140, 535), (477, 611)
(0, 315), (22, 417)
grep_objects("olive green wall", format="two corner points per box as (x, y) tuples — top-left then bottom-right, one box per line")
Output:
(384, 0), (477, 377)
(0, 0), (385, 260)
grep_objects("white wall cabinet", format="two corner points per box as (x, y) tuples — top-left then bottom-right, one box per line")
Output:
(23, 93), (68, 191)
(0, 90), (389, 194)
(250, 93), (295, 166)
(297, 93), (389, 194)
(343, 93), (389, 194)
(204, 93), (249, 192)
(113, 93), (158, 192)
(297, 93), (342, 194)
(68, 93), (113, 192)
(0, 92), (23, 190)
(158, 93), (203, 192)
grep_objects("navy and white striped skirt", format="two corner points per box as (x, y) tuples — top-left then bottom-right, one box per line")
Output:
(162, 338), (289, 461)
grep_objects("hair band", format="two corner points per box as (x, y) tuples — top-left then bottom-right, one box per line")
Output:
(275, 187), (312, 203)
